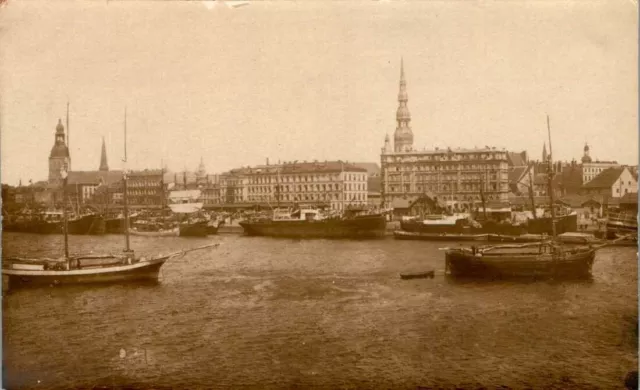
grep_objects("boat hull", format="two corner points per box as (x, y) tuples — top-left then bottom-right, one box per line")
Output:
(445, 247), (595, 279)
(129, 228), (179, 237)
(105, 218), (125, 234)
(179, 221), (209, 237)
(526, 214), (578, 235)
(67, 214), (104, 235)
(3, 258), (167, 288)
(394, 231), (488, 242)
(400, 220), (526, 236)
(239, 215), (386, 239)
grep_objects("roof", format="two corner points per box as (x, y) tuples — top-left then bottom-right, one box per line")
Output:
(556, 194), (602, 208)
(508, 166), (528, 184)
(231, 161), (367, 175)
(390, 197), (418, 209)
(353, 162), (380, 176)
(129, 169), (163, 177)
(164, 171), (198, 184)
(67, 170), (123, 185)
(533, 173), (548, 186)
(582, 167), (625, 189)
(507, 151), (527, 167)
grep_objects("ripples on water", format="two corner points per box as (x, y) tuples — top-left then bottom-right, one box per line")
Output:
(2, 233), (638, 389)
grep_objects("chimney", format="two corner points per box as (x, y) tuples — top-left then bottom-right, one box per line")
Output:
(266, 158), (270, 166)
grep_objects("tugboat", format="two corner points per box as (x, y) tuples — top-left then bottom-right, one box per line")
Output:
(239, 207), (387, 239)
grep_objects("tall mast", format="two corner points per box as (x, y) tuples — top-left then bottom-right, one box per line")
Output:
(61, 168), (69, 262)
(66, 101), (71, 171)
(122, 107), (131, 253)
(546, 115), (557, 238)
(527, 164), (537, 220)
(161, 159), (165, 225)
(479, 166), (487, 220)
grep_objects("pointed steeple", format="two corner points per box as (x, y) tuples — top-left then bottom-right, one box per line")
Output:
(99, 137), (109, 171)
(393, 57), (413, 152)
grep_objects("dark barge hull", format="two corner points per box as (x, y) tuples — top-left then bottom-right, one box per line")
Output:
(105, 218), (125, 234)
(239, 215), (387, 239)
(445, 249), (595, 279)
(67, 214), (105, 235)
(179, 221), (209, 237)
(526, 214), (578, 235)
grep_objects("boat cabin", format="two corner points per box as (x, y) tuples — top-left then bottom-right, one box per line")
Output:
(273, 208), (324, 221)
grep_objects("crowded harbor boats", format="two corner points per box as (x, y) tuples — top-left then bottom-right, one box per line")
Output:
(2, 114), (219, 290)
(239, 206), (387, 239)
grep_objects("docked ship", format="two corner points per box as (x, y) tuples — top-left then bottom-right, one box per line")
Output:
(168, 189), (214, 237)
(239, 208), (387, 239)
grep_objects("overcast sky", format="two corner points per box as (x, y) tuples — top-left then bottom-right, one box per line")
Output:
(1, 0), (637, 185)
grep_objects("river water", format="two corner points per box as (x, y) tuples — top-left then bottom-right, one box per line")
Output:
(2, 232), (638, 389)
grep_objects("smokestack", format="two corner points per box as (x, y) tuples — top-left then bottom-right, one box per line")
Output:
(266, 157), (270, 166)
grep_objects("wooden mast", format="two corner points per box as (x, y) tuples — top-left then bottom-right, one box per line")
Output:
(527, 165), (537, 220)
(122, 107), (132, 253)
(61, 168), (70, 263)
(546, 114), (557, 238)
(479, 166), (488, 220)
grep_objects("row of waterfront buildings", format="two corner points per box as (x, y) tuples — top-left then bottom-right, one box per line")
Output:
(3, 60), (638, 213)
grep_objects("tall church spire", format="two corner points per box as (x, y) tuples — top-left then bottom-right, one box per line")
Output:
(394, 58), (413, 152)
(99, 136), (109, 171)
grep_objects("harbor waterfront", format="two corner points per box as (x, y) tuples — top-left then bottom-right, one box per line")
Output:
(3, 232), (637, 389)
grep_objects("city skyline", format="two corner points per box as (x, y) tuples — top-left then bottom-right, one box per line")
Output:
(1, 1), (637, 186)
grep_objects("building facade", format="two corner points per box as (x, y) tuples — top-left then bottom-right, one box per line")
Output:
(581, 167), (638, 199)
(581, 143), (619, 184)
(200, 161), (368, 209)
(380, 60), (510, 212)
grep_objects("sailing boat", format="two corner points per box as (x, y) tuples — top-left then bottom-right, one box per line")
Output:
(442, 116), (599, 279)
(2, 110), (217, 289)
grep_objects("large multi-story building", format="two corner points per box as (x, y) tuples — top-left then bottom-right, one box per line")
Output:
(380, 60), (510, 212)
(201, 161), (368, 210)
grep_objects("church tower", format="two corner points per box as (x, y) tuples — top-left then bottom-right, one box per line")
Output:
(196, 157), (207, 187)
(99, 137), (109, 171)
(48, 119), (71, 186)
(393, 58), (414, 153)
(581, 142), (592, 163)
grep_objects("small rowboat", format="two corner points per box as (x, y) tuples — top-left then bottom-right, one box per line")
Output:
(400, 270), (435, 280)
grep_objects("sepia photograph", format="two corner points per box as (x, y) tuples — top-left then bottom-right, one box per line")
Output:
(0, 0), (638, 388)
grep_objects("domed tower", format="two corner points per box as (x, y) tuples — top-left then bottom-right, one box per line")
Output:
(48, 119), (71, 186)
(393, 58), (413, 153)
(581, 142), (592, 163)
